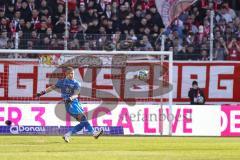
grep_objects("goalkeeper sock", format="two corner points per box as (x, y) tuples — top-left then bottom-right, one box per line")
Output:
(81, 115), (94, 134)
(69, 122), (85, 135)
(66, 115), (94, 136)
(84, 121), (94, 134)
(64, 131), (72, 137)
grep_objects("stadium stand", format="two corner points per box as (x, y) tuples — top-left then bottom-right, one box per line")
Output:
(0, 0), (239, 60)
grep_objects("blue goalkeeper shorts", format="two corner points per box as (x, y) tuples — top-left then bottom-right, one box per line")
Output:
(65, 99), (84, 118)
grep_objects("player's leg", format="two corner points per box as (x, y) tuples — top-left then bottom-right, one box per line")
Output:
(63, 113), (102, 142)
(70, 100), (99, 135)
(65, 113), (93, 136)
(77, 114), (103, 139)
(76, 114), (94, 134)
(76, 114), (103, 139)
(63, 101), (103, 142)
(66, 100), (94, 134)
(63, 113), (83, 143)
(63, 101), (83, 142)
(68, 113), (103, 137)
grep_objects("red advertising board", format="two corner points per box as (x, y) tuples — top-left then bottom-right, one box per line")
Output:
(0, 60), (239, 103)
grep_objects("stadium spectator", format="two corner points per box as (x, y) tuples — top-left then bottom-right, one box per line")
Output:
(5, 4), (15, 20)
(213, 39), (228, 60)
(185, 44), (196, 60)
(0, 0), (239, 61)
(0, 30), (9, 48)
(227, 36), (240, 60)
(199, 49), (209, 61)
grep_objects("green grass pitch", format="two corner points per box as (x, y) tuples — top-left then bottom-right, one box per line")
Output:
(0, 136), (240, 160)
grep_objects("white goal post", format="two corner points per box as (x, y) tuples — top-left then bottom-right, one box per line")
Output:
(0, 49), (171, 55)
(0, 49), (173, 135)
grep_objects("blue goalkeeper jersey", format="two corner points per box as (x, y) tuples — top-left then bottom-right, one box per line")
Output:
(55, 78), (81, 100)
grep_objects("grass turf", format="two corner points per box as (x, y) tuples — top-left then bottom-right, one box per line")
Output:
(0, 136), (239, 160)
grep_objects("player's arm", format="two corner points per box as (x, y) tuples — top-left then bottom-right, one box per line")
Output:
(69, 88), (80, 101)
(220, 38), (229, 55)
(227, 39), (234, 48)
(36, 85), (57, 97)
(236, 42), (240, 52)
(65, 82), (80, 103)
(188, 88), (194, 99)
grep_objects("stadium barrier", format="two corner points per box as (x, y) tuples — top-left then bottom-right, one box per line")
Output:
(0, 104), (239, 136)
(0, 126), (124, 135)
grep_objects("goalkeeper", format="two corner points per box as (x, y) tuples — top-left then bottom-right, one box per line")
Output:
(37, 67), (103, 142)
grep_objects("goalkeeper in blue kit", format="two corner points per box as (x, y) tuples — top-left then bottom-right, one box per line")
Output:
(37, 67), (103, 142)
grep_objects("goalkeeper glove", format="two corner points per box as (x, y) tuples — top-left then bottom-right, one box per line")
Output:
(64, 97), (73, 104)
(36, 90), (46, 97)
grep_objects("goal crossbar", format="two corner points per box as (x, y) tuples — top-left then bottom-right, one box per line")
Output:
(0, 49), (172, 55)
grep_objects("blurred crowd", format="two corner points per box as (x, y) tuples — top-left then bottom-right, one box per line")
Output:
(0, 0), (239, 60)
(167, 0), (240, 61)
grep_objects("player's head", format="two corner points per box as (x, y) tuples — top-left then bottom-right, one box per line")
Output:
(65, 67), (74, 80)
(192, 81), (198, 89)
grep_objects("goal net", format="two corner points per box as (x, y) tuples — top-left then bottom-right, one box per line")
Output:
(0, 49), (173, 135)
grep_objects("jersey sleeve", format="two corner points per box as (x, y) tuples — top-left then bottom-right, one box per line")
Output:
(74, 81), (81, 90)
(55, 79), (63, 88)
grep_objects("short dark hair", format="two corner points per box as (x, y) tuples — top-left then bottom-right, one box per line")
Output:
(192, 81), (198, 86)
